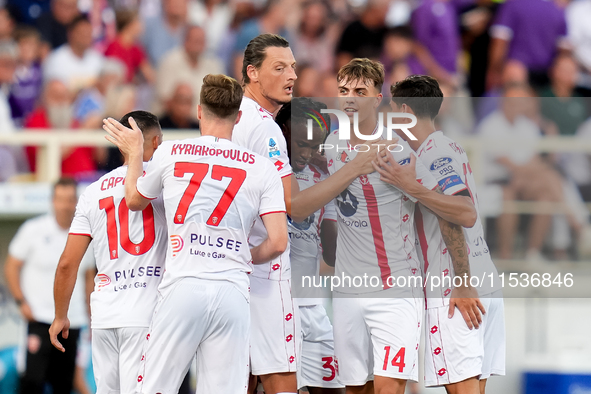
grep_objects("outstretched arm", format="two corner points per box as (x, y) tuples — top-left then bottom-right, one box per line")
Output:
(373, 152), (477, 228)
(291, 145), (386, 222)
(49, 234), (92, 352)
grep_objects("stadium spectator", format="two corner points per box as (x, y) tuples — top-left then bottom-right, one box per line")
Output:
(487, 0), (569, 90)
(335, 0), (389, 68)
(567, 0), (591, 93)
(0, 6), (16, 43)
(477, 84), (572, 260)
(410, 0), (460, 75)
(4, 177), (94, 394)
(142, 0), (188, 66)
(289, 0), (338, 74)
(105, 10), (155, 84)
(188, 0), (234, 56)
(540, 55), (587, 136)
(158, 83), (199, 129)
(43, 15), (104, 92)
(232, 0), (289, 79)
(73, 58), (126, 128)
(8, 27), (43, 127)
(292, 64), (322, 97)
(35, 0), (81, 57)
(155, 25), (223, 111)
(381, 26), (424, 90)
(24, 80), (99, 181)
(0, 41), (21, 182)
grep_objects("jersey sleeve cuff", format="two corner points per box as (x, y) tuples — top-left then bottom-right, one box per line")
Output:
(136, 186), (157, 201)
(69, 232), (92, 238)
(260, 210), (287, 217)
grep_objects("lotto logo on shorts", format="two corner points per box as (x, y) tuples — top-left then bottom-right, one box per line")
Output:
(138, 375), (143, 382)
(286, 334), (293, 342)
(289, 356), (295, 363)
(438, 368), (447, 376)
(444, 289), (451, 296)
(403, 214), (409, 222)
(431, 326), (438, 334)
(170, 235), (184, 257)
(285, 313), (293, 321)
(443, 269), (449, 276)
(272, 264), (280, 271)
(434, 347), (441, 355)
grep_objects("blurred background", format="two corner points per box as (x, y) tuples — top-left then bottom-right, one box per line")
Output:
(2, 0), (591, 392)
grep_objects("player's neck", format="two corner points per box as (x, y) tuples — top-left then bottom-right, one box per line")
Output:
(244, 86), (280, 114)
(348, 116), (379, 147)
(200, 120), (233, 141)
(407, 120), (437, 150)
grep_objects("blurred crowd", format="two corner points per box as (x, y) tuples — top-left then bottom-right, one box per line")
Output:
(2, 0), (591, 259)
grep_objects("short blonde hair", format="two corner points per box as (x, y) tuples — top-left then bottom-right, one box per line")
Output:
(337, 58), (385, 92)
(200, 74), (243, 119)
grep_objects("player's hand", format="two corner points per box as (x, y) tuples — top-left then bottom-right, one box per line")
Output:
(349, 140), (389, 176)
(103, 117), (144, 157)
(49, 317), (71, 353)
(19, 301), (35, 322)
(448, 286), (486, 330)
(372, 150), (418, 193)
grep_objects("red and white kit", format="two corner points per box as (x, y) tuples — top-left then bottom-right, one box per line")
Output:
(325, 130), (438, 385)
(135, 136), (286, 394)
(415, 131), (505, 386)
(69, 164), (168, 394)
(290, 163), (342, 389)
(232, 97), (300, 375)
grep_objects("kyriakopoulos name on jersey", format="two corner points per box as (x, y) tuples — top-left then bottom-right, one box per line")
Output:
(190, 234), (243, 252)
(171, 143), (256, 164)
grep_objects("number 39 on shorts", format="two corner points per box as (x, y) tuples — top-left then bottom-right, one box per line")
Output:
(383, 346), (406, 372)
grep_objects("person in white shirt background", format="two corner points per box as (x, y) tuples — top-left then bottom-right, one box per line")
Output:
(4, 178), (95, 394)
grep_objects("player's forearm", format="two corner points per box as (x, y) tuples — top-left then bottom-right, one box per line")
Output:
(408, 184), (477, 228)
(4, 256), (25, 302)
(291, 165), (360, 222)
(250, 236), (288, 264)
(53, 258), (80, 320)
(125, 152), (147, 211)
(437, 216), (472, 287)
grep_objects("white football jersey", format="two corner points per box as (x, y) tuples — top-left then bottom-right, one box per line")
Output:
(232, 97), (292, 280)
(325, 129), (438, 294)
(70, 164), (168, 329)
(415, 131), (501, 308)
(136, 136), (286, 298)
(290, 163), (336, 306)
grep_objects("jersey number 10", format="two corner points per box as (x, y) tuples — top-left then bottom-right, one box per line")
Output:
(99, 197), (155, 260)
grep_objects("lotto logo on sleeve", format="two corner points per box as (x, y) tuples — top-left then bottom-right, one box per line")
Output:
(170, 235), (184, 257)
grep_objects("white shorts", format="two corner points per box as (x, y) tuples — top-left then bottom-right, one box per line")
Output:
(92, 327), (148, 394)
(137, 278), (250, 394)
(249, 276), (300, 376)
(424, 292), (506, 387)
(297, 304), (344, 389)
(333, 297), (422, 385)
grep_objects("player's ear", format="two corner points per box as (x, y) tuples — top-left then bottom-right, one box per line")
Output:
(234, 110), (242, 125)
(374, 93), (383, 109)
(247, 65), (259, 83)
(197, 105), (203, 120)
